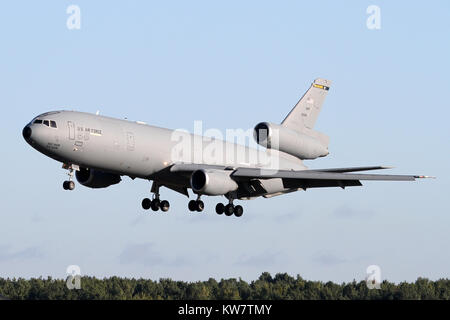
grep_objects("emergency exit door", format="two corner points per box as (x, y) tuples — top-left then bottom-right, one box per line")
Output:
(68, 121), (75, 140)
(126, 132), (135, 151)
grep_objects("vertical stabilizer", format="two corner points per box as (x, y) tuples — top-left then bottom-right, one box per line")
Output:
(281, 78), (331, 146)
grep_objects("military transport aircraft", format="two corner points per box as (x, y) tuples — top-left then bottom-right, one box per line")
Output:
(22, 79), (430, 217)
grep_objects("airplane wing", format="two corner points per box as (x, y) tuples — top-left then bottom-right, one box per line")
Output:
(232, 167), (432, 191)
(168, 163), (431, 192)
(170, 164), (395, 174)
(170, 163), (428, 180)
(231, 167), (423, 181)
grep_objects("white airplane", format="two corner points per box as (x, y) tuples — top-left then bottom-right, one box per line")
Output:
(22, 79), (430, 217)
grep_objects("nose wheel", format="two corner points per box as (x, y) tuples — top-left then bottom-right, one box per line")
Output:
(63, 180), (75, 190)
(62, 164), (76, 191)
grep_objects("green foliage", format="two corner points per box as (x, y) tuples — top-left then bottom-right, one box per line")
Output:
(0, 273), (448, 300)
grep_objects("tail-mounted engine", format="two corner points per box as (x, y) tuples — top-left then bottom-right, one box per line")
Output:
(253, 122), (329, 160)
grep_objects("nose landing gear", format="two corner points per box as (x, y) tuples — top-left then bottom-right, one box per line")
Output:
(62, 164), (76, 190)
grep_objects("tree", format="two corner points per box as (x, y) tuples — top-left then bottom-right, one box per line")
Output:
(0, 273), (448, 300)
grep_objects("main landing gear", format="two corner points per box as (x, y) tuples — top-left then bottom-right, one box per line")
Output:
(215, 203), (243, 217)
(142, 183), (170, 212)
(188, 195), (204, 212)
(215, 197), (243, 217)
(187, 193), (243, 217)
(62, 164), (75, 191)
(142, 198), (170, 212)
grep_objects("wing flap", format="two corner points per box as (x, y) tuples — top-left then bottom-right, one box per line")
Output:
(309, 166), (393, 173)
(283, 178), (362, 189)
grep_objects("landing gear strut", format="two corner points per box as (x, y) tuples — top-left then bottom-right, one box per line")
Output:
(142, 182), (170, 212)
(215, 196), (243, 217)
(188, 195), (204, 212)
(62, 164), (75, 190)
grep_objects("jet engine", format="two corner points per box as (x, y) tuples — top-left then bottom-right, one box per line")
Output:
(253, 122), (328, 160)
(190, 169), (238, 196)
(75, 167), (122, 189)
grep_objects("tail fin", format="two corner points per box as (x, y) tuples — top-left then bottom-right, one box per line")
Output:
(281, 78), (331, 146)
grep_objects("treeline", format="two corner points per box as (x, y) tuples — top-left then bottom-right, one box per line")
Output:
(0, 273), (448, 300)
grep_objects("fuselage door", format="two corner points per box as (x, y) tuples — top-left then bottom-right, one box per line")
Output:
(68, 121), (75, 140)
(126, 132), (135, 151)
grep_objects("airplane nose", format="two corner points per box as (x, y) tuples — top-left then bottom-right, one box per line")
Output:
(22, 126), (32, 140)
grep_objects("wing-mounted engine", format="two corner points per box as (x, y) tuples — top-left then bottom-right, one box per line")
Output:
(75, 167), (121, 189)
(190, 169), (238, 196)
(253, 122), (329, 160)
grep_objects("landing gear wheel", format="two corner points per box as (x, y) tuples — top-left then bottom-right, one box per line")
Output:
(215, 203), (224, 215)
(224, 204), (234, 216)
(62, 164), (75, 190)
(234, 205), (243, 217)
(159, 200), (170, 212)
(63, 181), (75, 190)
(142, 198), (151, 210)
(151, 199), (160, 211)
(195, 200), (204, 212)
(188, 200), (197, 212)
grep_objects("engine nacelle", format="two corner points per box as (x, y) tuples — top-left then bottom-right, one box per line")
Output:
(190, 169), (238, 196)
(253, 122), (329, 160)
(75, 167), (122, 189)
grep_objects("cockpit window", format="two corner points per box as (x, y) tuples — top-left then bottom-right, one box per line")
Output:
(33, 119), (57, 128)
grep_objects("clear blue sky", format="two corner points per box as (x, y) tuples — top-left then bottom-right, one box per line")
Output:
(0, 1), (448, 283)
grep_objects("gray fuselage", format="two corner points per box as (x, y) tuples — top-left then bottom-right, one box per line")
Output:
(23, 110), (306, 197)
